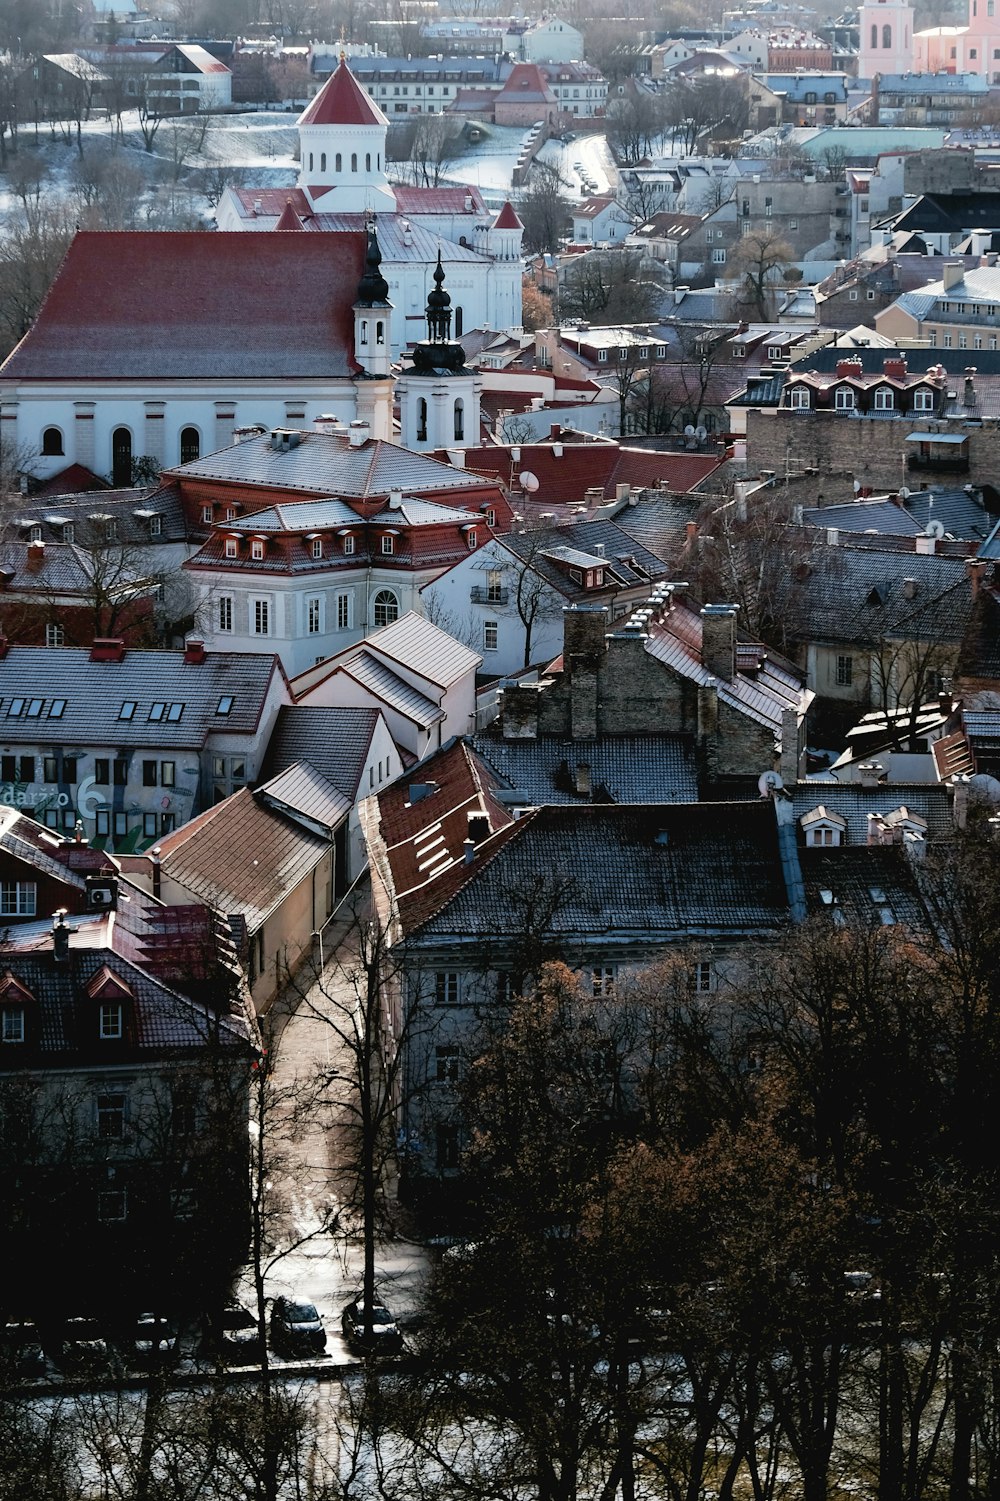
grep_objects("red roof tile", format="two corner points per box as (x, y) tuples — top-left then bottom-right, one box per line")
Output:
(274, 198), (303, 230)
(298, 56), (388, 128)
(394, 184), (487, 215)
(458, 442), (724, 512)
(492, 200), (523, 230)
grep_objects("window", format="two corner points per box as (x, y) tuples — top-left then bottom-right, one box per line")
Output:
(849, 289), (859, 301)
(913, 388), (934, 411)
(98, 1189), (127, 1222)
(225, 507), (237, 521)
(149, 515), (162, 537)
(597, 349), (608, 363)
(836, 654), (853, 686)
(871, 22), (878, 46)
(712, 248), (727, 264)
(788, 387), (810, 409)
(486, 508), (496, 528)
(46, 622), (65, 647)
(335, 152), (342, 172)
(225, 538), (237, 559)
(343, 533), (356, 555)
(455, 306), (463, 337)
(416, 397), (428, 443)
(690, 962), (713, 993)
(142, 760), (157, 787)
(789, 218), (798, 230)
(216, 696), (233, 717)
(218, 595), (233, 632)
(808, 825), (840, 846)
(307, 597), (321, 634)
(160, 762), (174, 788)
(883, 23), (891, 47)
(119, 701), (136, 720)
(592, 966), (616, 997)
(251, 539), (264, 560)
(484, 620), (498, 651)
(166, 703), (183, 722)
(62, 756), (76, 783)
(44, 755), (58, 783)
(96, 811), (110, 836)
(28, 525), (42, 543)
(835, 386), (856, 410)
(436, 1124), (460, 1172)
(436, 1045), (460, 1082)
(435, 972), (460, 1006)
(202, 505), (213, 524)
(2, 1007), (24, 1044)
(466, 528), (477, 550)
(143, 812), (157, 838)
(253, 599), (270, 635)
(866, 289), (876, 301)
(311, 537), (323, 559)
(7, 699), (23, 717)
(148, 702), (165, 721)
(764, 196), (773, 217)
(180, 426), (200, 464)
(337, 592), (352, 631)
(113, 812), (128, 836)
(114, 760), (127, 786)
(230, 758), (246, 786)
(454, 399), (464, 442)
(381, 535), (394, 555)
(95, 758), (110, 785)
(0, 881), (35, 916)
(373, 590), (398, 627)
(42, 426), (64, 456)
(97, 1090), (126, 1138)
(486, 568), (504, 602)
(874, 388), (894, 410)
(942, 334), (953, 349)
(26, 698), (42, 718)
(99, 1003), (123, 1040)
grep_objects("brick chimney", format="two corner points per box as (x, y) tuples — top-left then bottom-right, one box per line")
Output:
(883, 356), (907, 380)
(90, 638), (125, 663)
(184, 639), (206, 664)
(942, 261), (965, 293)
(835, 357), (864, 379)
(563, 604), (609, 668)
(701, 605), (738, 682)
(27, 541), (45, 569)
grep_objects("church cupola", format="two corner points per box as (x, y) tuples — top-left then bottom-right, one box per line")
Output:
(354, 222), (393, 380)
(297, 54), (396, 215)
(397, 254), (482, 450)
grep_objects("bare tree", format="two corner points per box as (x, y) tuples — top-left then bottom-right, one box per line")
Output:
(387, 115), (466, 188)
(516, 160), (573, 255)
(559, 249), (667, 324)
(728, 228), (795, 321)
(0, 199), (75, 360)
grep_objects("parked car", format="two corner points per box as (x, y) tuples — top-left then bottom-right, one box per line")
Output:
(201, 1303), (263, 1364)
(341, 1298), (402, 1355)
(1, 1319), (46, 1377)
(55, 1316), (113, 1373)
(270, 1297), (326, 1357)
(131, 1312), (179, 1367)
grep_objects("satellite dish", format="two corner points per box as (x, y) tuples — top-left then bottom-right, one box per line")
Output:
(898, 486), (911, 499)
(695, 425), (707, 441)
(853, 479), (862, 493)
(684, 424), (696, 436)
(757, 769), (784, 798)
(969, 773), (1000, 803)
(518, 470), (540, 493)
(925, 518), (946, 539)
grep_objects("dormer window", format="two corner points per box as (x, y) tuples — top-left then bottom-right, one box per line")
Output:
(99, 1003), (123, 1039)
(788, 387), (810, 409)
(343, 534), (356, 555)
(466, 529), (477, 550)
(835, 386), (856, 410)
(311, 538), (323, 559)
(912, 388), (934, 411)
(381, 535), (394, 555)
(2, 1006), (24, 1043)
(874, 387), (894, 410)
(251, 539), (264, 560)
(800, 805), (847, 847)
(225, 538), (237, 558)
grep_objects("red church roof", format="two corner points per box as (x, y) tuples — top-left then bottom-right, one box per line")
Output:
(1, 231), (367, 382)
(274, 198), (303, 230)
(298, 56), (388, 129)
(492, 200), (523, 230)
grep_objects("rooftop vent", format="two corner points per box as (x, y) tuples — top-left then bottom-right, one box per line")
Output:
(184, 639), (206, 664)
(90, 638), (125, 663)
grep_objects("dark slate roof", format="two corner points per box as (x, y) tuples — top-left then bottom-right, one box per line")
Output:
(0, 937), (250, 1066)
(788, 546), (971, 648)
(728, 370), (787, 407)
(891, 192), (1000, 235)
(502, 519), (669, 599)
(611, 491), (701, 566)
(409, 802), (792, 944)
(0, 232), (369, 382)
(256, 761), (352, 830)
(900, 487), (995, 542)
(0, 807), (113, 887)
(789, 783), (954, 844)
(800, 844), (933, 931)
(0, 541), (159, 598)
(469, 731), (699, 805)
(957, 588), (1000, 679)
(0, 646), (284, 748)
(801, 499), (920, 537)
(260, 706), (381, 801)
(803, 347), (1000, 377)
(12, 487), (191, 545)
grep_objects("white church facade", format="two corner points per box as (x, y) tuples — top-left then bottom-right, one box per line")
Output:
(859, 0), (1000, 81)
(216, 55), (524, 357)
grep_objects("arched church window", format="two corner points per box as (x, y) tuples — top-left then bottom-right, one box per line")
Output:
(376, 321), (385, 345)
(871, 23), (878, 46)
(42, 426), (64, 456)
(360, 319), (369, 345)
(308, 152), (313, 171)
(373, 590), (399, 628)
(454, 306), (464, 337)
(321, 152), (326, 171)
(351, 153), (358, 172)
(416, 398), (428, 443)
(454, 400), (464, 442)
(883, 23), (891, 46)
(335, 153), (342, 173)
(180, 426), (200, 464)
(112, 427), (132, 488)
(366, 153), (371, 170)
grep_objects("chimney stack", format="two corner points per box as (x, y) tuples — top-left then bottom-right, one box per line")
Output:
(184, 639), (206, 664)
(348, 420), (370, 448)
(90, 638), (125, 663)
(52, 910), (71, 963)
(701, 605), (738, 682)
(942, 261), (965, 293)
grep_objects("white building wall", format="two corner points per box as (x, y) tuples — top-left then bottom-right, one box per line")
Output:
(421, 541), (566, 678)
(522, 19), (585, 62)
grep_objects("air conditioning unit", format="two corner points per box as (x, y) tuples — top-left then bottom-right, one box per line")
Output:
(85, 877), (118, 911)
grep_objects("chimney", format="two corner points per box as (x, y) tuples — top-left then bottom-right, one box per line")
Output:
(835, 357), (864, 379)
(313, 414), (341, 435)
(964, 368), (977, 406)
(882, 356), (907, 380)
(902, 577), (918, 599)
(858, 762), (883, 787)
(967, 558), (987, 599)
(52, 909), (72, 963)
(467, 810), (491, 843)
(348, 420), (370, 448)
(685, 521), (699, 546)
(74, 820), (83, 844)
(575, 761), (592, 796)
(184, 639), (206, 664)
(942, 261), (965, 293)
(27, 541), (45, 567)
(463, 838), (476, 864)
(388, 490), (403, 509)
(150, 846), (161, 901)
(500, 681), (540, 740)
(408, 781), (439, 805)
(552, 444), (563, 458)
(701, 605), (738, 682)
(90, 638), (125, 663)
(563, 604), (609, 667)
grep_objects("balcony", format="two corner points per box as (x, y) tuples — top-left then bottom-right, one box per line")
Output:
(907, 452), (969, 473)
(470, 585), (509, 605)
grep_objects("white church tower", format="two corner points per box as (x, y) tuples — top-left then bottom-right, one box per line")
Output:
(298, 53), (397, 215)
(397, 254), (482, 452)
(858, 0), (914, 80)
(353, 224), (394, 441)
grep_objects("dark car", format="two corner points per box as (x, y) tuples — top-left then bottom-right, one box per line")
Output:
(341, 1298), (402, 1355)
(131, 1313), (179, 1367)
(270, 1297), (326, 1357)
(55, 1317), (113, 1373)
(201, 1303), (263, 1365)
(1, 1320), (46, 1378)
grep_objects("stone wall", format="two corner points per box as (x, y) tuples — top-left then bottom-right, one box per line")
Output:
(745, 409), (1000, 489)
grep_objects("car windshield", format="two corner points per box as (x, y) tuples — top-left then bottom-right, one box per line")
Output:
(66, 1321), (103, 1339)
(223, 1307), (255, 1329)
(285, 1304), (319, 1322)
(369, 1306), (394, 1324)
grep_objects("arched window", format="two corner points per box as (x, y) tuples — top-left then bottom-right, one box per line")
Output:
(309, 152), (313, 170)
(883, 23), (891, 46)
(454, 305), (464, 337)
(41, 426), (64, 456)
(320, 152), (326, 171)
(416, 397), (428, 443)
(351, 152), (358, 172)
(377, 153), (381, 170)
(376, 320), (385, 345)
(335, 153), (342, 173)
(871, 22), (878, 46)
(454, 399), (464, 442)
(366, 152), (371, 170)
(180, 426), (200, 464)
(112, 427), (132, 488)
(360, 319), (369, 345)
(373, 590), (399, 628)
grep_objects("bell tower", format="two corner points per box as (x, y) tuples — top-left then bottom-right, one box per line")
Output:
(396, 254), (482, 452)
(858, 0), (914, 79)
(352, 223), (394, 441)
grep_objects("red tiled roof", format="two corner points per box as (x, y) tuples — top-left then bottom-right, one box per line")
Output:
(458, 442), (724, 510)
(1, 231), (366, 382)
(29, 463), (111, 496)
(496, 62), (557, 102)
(394, 184), (487, 215)
(493, 200), (523, 230)
(274, 198), (303, 230)
(298, 56), (388, 128)
(574, 196), (615, 217)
